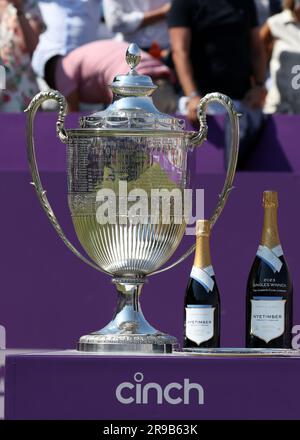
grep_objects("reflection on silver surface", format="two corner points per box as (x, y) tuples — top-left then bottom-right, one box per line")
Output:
(180, 348), (300, 357)
(68, 135), (187, 276)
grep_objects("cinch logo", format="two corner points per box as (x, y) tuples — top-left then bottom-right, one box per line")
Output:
(115, 372), (204, 405)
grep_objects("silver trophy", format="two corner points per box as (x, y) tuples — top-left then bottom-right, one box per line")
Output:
(26, 44), (239, 353)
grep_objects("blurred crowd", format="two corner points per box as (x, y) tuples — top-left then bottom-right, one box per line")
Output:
(0, 1), (299, 138)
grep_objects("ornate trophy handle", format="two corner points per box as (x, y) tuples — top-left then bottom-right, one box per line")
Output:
(25, 90), (108, 274)
(150, 92), (240, 276)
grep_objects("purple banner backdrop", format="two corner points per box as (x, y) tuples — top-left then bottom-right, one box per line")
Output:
(5, 352), (300, 420)
(0, 112), (299, 350)
(1, 112), (300, 173)
(0, 171), (299, 350)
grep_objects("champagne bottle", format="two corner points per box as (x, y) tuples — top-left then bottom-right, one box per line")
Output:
(246, 191), (293, 348)
(184, 220), (220, 348)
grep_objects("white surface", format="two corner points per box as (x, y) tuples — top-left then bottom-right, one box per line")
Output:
(32, 0), (100, 77)
(103, 0), (170, 49)
(251, 299), (286, 343)
(186, 306), (215, 345)
(11, 348), (300, 357)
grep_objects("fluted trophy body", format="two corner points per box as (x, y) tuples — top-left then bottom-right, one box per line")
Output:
(68, 134), (187, 277)
(26, 44), (240, 353)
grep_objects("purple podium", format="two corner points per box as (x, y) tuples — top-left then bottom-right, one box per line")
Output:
(5, 351), (300, 420)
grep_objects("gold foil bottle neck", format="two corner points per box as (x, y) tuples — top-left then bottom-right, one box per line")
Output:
(196, 219), (211, 237)
(194, 219), (212, 268)
(263, 191), (278, 209)
(261, 191), (280, 248)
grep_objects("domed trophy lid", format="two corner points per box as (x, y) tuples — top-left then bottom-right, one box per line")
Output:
(80, 43), (185, 132)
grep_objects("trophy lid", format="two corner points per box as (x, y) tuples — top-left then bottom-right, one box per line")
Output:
(80, 43), (185, 132)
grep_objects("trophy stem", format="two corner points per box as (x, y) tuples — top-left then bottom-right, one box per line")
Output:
(112, 280), (155, 334)
(77, 278), (178, 353)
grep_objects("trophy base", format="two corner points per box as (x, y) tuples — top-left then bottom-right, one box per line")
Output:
(77, 333), (177, 353)
(77, 278), (178, 354)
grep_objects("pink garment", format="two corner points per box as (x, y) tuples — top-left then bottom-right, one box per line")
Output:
(55, 40), (171, 103)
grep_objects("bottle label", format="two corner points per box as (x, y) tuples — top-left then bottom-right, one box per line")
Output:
(251, 297), (286, 343)
(190, 265), (215, 292)
(185, 305), (215, 345)
(256, 245), (283, 273)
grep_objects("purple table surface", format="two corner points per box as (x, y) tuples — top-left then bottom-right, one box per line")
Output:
(0, 171), (299, 350)
(5, 352), (300, 420)
(1, 112), (300, 173)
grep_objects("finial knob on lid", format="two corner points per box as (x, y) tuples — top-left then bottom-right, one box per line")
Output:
(126, 43), (141, 71)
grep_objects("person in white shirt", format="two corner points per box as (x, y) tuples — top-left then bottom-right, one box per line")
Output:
(261, 0), (300, 113)
(255, 0), (282, 25)
(103, 0), (170, 51)
(32, 0), (100, 86)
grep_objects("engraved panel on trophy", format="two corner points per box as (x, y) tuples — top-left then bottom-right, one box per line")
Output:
(67, 135), (188, 276)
